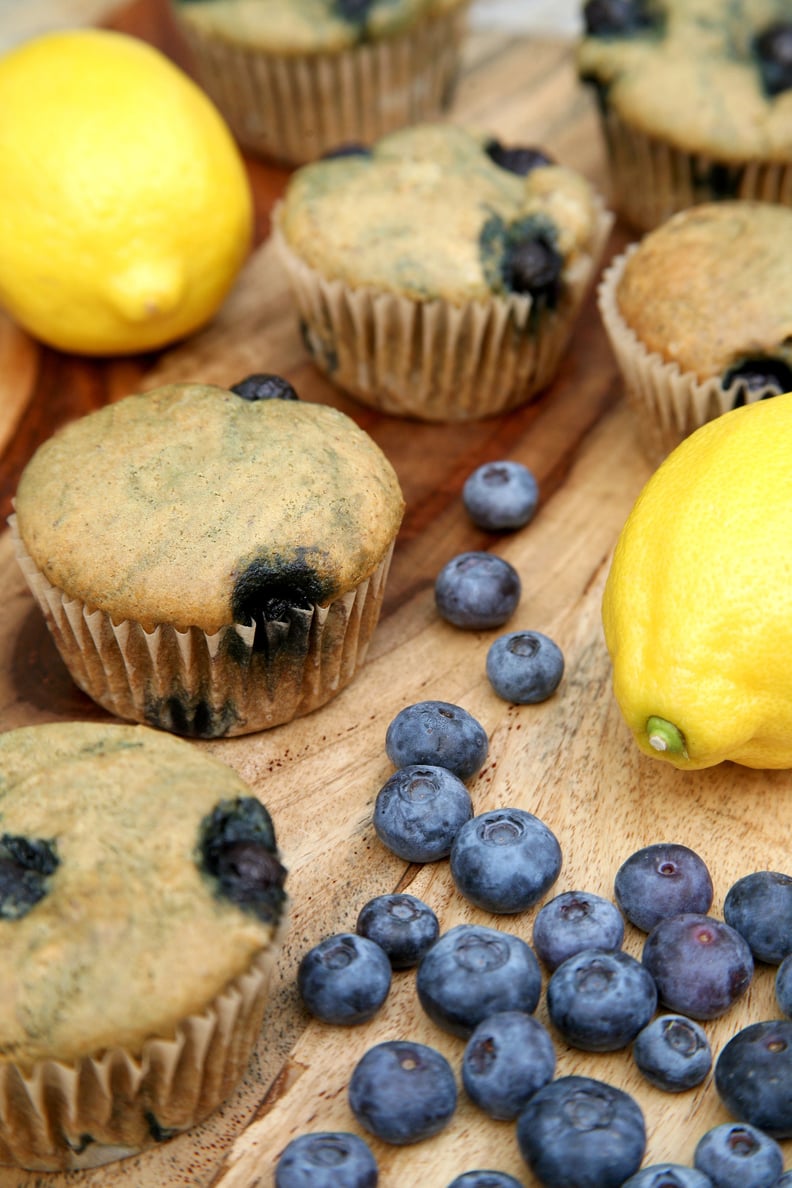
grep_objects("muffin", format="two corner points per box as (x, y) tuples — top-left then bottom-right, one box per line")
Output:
(598, 200), (792, 462)
(578, 0), (792, 231)
(11, 379), (404, 737)
(274, 124), (612, 421)
(169, 0), (470, 165)
(0, 720), (287, 1170)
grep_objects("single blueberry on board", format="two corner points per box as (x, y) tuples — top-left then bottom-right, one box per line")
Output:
(446, 1174), (525, 1188)
(435, 551), (521, 630)
(693, 1122), (784, 1188)
(355, 893), (439, 969)
(484, 139), (554, 176)
(348, 1040), (457, 1145)
(462, 460), (539, 532)
(546, 948), (657, 1052)
(297, 933), (391, 1025)
(614, 842), (714, 932)
(274, 1131), (378, 1188)
(714, 1019), (792, 1138)
(642, 913), (754, 1021)
(723, 870), (792, 964)
(230, 373), (299, 401)
(776, 953), (792, 1016)
(532, 889), (625, 971)
(632, 1014), (712, 1092)
(622, 1168), (713, 1188)
(373, 764), (472, 863)
(450, 807), (562, 913)
(385, 700), (489, 780)
(462, 1010), (556, 1120)
(486, 630), (564, 704)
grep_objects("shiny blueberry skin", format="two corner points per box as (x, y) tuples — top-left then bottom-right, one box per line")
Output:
(642, 913), (754, 1021)
(274, 1132), (378, 1187)
(348, 1040), (457, 1145)
(614, 843), (714, 932)
(416, 923), (542, 1037)
(622, 1169), (713, 1188)
(546, 948), (657, 1052)
(693, 1122), (784, 1188)
(356, 893), (439, 969)
(754, 22), (792, 97)
(714, 1019), (792, 1138)
(450, 807), (562, 914)
(462, 460), (540, 532)
(516, 1075), (646, 1188)
(446, 1174), (525, 1188)
(373, 764), (472, 862)
(583, 0), (655, 36)
(484, 139), (554, 176)
(385, 700), (489, 781)
(462, 1010), (556, 1120)
(533, 890), (625, 971)
(435, 551), (521, 630)
(723, 870), (792, 964)
(230, 373), (299, 401)
(632, 1013), (712, 1092)
(776, 953), (792, 1016)
(297, 933), (391, 1025)
(486, 630), (564, 704)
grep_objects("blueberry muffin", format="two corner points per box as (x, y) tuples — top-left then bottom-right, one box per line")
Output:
(598, 200), (792, 461)
(11, 379), (404, 737)
(275, 123), (612, 420)
(578, 0), (792, 231)
(170, 0), (470, 164)
(0, 720), (287, 1170)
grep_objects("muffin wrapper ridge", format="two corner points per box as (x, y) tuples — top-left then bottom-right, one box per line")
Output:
(10, 515), (394, 738)
(173, 2), (470, 165)
(274, 201), (613, 422)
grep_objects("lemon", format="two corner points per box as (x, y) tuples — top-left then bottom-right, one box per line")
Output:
(0, 29), (252, 355)
(602, 392), (792, 770)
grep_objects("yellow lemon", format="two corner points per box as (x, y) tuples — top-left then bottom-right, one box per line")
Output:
(602, 392), (792, 770)
(0, 29), (252, 355)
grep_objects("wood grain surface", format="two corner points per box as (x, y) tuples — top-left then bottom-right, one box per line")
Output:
(1, 4), (790, 1185)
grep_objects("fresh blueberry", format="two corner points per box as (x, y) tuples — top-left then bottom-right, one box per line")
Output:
(484, 140), (554, 176)
(774, 1175), (792, 1188)
(486, 630), (564, 704)
(693, 1122), (784, 1188)
(435, 552), (521, 630)
(373, 764), (472, 862)
(347, 1040), (457, 1145)
(614, 843), (714, 932)
(449, 807), (562, 914)
(632, 1014), (712, 1092)
(642, 913), (754, 1020)
(416, 923), (542, 1037)
(723, 357), (792, 408)
(503, 233), (563, 304)
(229, 373), (299, 401)
(546, 948), (657, 1052)
(385, 700), (489, 780)
(622, 1169), (713, 1188)
(516, 1075), (646, 1187)
(462, 1010), (556, 1120)
(462, 460), (539, 532)
(198, 797), (287, 924)
(297, 933), (391, 1025)
(754, 22), (792, 97)
(446, 1174), (525, 1188)
(776, 953), (792, 1016)
(723, 870), (792, 964)
(532, 890), (625, 971)
(714, 1019), (792, 1138)
(583, 0), (655, 36)
(356, 893), (439, 969)
(274, 1132), (378, 1187)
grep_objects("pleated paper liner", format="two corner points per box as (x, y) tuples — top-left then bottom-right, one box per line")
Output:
(173, 1), (470, 165)
(273, 200), (613, 422)
(10, 515), (394, 738)
(598, 246), (785, 465)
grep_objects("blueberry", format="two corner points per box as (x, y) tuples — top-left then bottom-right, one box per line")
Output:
(774, 1175), (792, 1188)
(714, 1019), (792, 1138)
(462, 460), (539, 532)
(334, 0), (374, 25)
(484, 139), (554, 176)
(229, 373), (299, 401)
(723, 357), (792, 408)
(435, 552), (521, 630)
(348, 1040), (457, 1145)
(546, 948), (657, 1052)
(642, 913), (754, 1021)
(754, 22), (792, 97)
(486, 630), (564, 704)
(355, 893), (439, 969)
(462, 1010), (556, 1120)
(723, 870), (792, 964)
(532, 890), (625, 971)
(614, 843), (714, 932)
(583, 0), (655, 36)
(198, 797), (287, 924)
(632, 1014), (712, 1092)
(321, 142), (373, 159)
(0, 833), (59, 921)
(503, 233), (563, 304)
(373, 764), (472, 863)
(446, 1174), (525, 1188)
(693, 1122), (784, 1188)
(622, 1169), (714, 1188)
(274, 1132), (378, 1187)
(450, 807), (562, 914)
(776, 953), (792, 1016)
(385, 700), (489, 781)
(416, 923), (542, 1037)
(297, 933), (391, 1025)
(516, 1075), (646, 1188)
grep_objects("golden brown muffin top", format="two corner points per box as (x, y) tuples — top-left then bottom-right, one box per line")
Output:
(578, 0), (792, 161)
(0, 721), (286, 1066)
(616, 201), (792, 380)
(14, 383), (404, 632)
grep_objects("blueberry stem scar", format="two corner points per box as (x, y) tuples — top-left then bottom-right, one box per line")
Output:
(646, 716), (687, 757)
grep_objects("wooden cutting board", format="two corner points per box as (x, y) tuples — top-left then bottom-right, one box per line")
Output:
(0, 5), (790, 1184)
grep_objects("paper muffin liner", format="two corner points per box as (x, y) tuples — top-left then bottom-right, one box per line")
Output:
(595, 101), (792, 232)
(598, 245), (785, 463)
(10, 515), (394, 738)
(0, 929), (284, 1171)
(273, 200), (613, 421)
(173, 2), (470, 165)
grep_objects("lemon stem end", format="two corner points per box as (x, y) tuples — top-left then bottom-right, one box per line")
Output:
(646, 716), (688, 758)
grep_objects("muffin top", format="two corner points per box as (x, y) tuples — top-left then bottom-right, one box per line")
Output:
(278, 124), (603, 306)
(14, 382), (404, 632)
(0, 721), (286, 1066)
(616, 201), (792, 382)
(578, 0), (792, 161)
